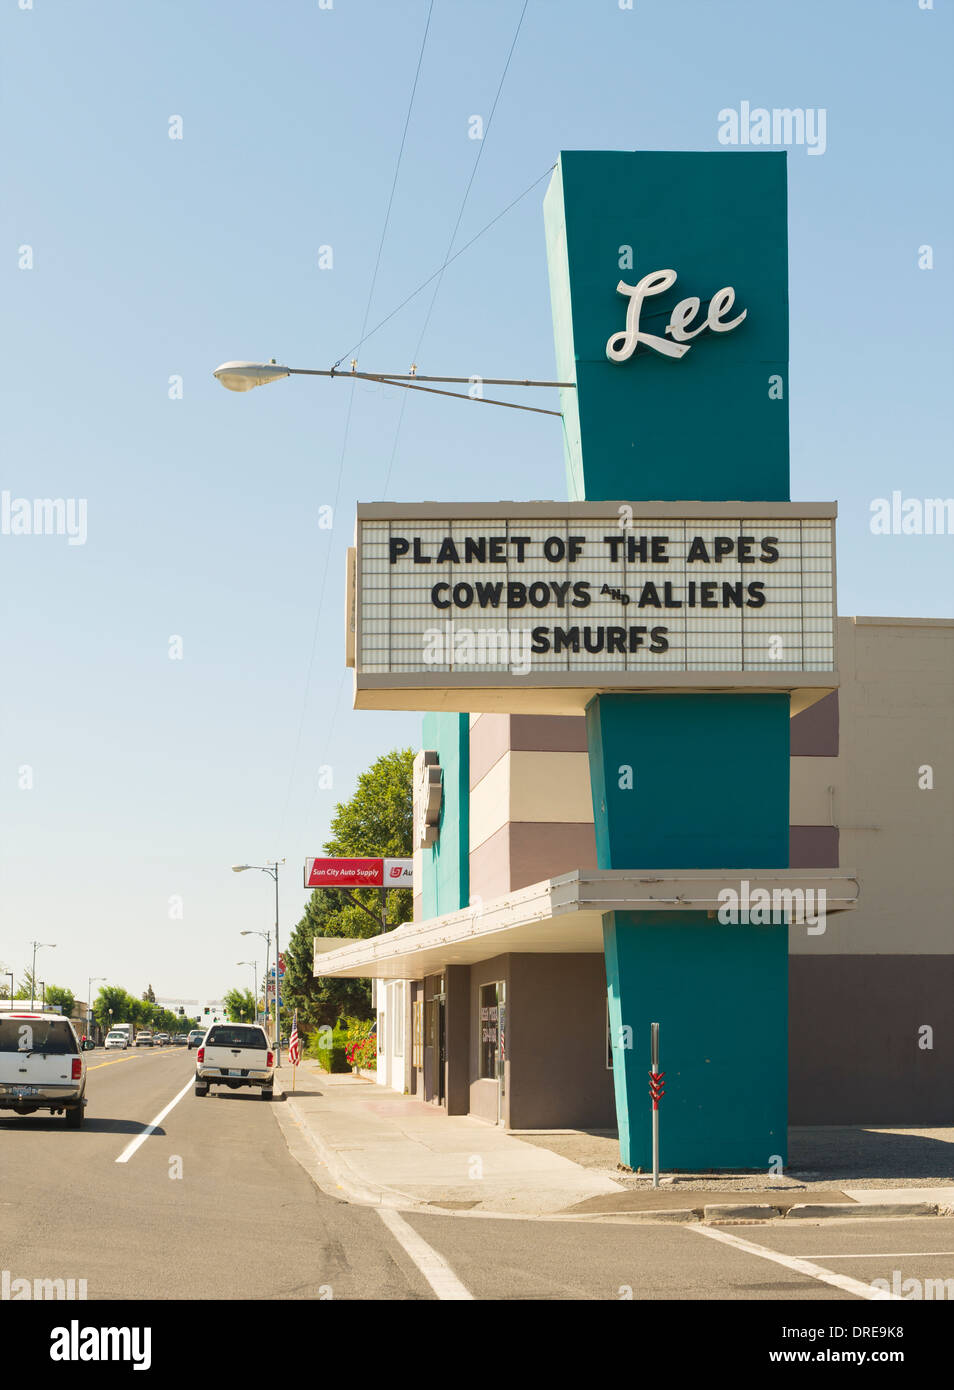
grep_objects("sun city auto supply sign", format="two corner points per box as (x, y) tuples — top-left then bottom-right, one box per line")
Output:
(347, 502), (836, 711)
(305, 858), (414, 889)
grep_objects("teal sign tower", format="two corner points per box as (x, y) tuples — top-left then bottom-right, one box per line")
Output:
(544, 151), (794, 1169)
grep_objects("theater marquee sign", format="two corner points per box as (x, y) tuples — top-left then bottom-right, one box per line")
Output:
(347, 501), (837, 715)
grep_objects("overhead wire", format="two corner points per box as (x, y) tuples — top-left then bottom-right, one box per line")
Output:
(275, 1), (434, 849)
(379, 0), (531, 496)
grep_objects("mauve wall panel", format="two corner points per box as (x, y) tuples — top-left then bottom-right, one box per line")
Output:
(790, 956), (954, 1124)
(469, 823), (511, 903)
(509, 714), (589, 753)
(789, 825), (839, 868)
(790, 691), (839, 757)
(508, 954), (616, 1130)
(509, 822), (598, 891)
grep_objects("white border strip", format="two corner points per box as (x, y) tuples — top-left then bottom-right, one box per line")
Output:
(376, 1208), (474, 1300)
(690, 1225), (902, 1299)
(115, 1077), (194, 1164)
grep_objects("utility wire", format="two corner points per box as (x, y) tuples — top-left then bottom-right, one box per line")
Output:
(275, 2), (433, 848)
(411, 0), (529, 357)
(333, 159), (553, 374)
(378, 0), (531, 495)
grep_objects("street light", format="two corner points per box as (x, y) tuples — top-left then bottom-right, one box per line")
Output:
(212, 360), (572, 417)
(237, 961), (259, 1025)
(234, 861), (285, 1063)
(29, 942), (55, 1009)
(239, 932), (270, 1031)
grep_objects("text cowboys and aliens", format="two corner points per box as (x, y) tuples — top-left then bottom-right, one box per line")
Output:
(386, 532), (792, 655)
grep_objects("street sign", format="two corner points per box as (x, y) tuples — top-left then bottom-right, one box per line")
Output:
(304, 857), (413, 889)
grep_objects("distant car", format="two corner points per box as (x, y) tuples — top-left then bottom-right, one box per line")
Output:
(105, 1030), (129, 1050)
(174, 1034), (188, 1045)
(187, 1029), (206, 1050)
(135, 1030), (154, 1047)
(0, 1012), (87, 1127)
(194, 1023), (274, 1099)
(154, 1032), (169, 1046)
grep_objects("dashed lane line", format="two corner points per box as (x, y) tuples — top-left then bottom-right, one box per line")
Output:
(115, 1077), (194, 1165)
(689, 1225), (903, 1300)
(88, 1049), (191, 1071)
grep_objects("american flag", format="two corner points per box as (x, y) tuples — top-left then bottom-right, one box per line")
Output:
(288, 1010), (301, 1067)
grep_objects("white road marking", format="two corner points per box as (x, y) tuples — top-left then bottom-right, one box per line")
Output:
(798, 1251), (954, 1260)
(376, 1208), (474, 1300)
(115, 1077), (194, 1165)
(689, 1225), (903, 1300)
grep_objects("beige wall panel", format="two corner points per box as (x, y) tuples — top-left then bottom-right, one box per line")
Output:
(469, 713), (511, 789)
(791, 618), (954, 957)
(509, 750), (594, 824)
(468, 752), (511, 854)
(790, 757), (838, 827)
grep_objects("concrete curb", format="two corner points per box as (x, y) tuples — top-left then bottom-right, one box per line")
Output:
(704, 1204), (780, 1221)
(281, 1092), (422, 1210)
(784, 1202), (938, 1220)
(271, 1086), (954, 1224)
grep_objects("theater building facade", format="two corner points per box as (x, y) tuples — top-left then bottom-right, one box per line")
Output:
(314, 150), (952, 1166)
(317, 613), (952, 1136)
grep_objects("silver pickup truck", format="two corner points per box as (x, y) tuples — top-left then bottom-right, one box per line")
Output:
(194, 1023), (274, 1099)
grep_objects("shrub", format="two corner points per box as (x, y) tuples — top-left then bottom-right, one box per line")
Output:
(306, 1024), (351, 1073)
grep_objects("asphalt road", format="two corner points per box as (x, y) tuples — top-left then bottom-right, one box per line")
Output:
(3, 1046), (954, 1309)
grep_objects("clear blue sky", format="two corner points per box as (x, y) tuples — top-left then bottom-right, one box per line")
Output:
(2, 0), (951, 1003)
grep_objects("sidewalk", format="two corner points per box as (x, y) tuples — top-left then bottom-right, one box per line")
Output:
(272, 1065), (954, 1222)
(273, 1066), (624, 1216)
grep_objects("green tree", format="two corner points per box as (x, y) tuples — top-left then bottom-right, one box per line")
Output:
(223, 988), (257, 1023)
(44, 985), (75, 1018)
(142, 984), (156, 1003)
(94, 985), (135, 1034)
(284, 748), (414, 1032)
(14, 970), (37, 1001)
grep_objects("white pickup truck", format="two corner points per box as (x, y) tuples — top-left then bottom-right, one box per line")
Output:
(0, 1011), (87, 1128)
(194, 1023), (274, 1099)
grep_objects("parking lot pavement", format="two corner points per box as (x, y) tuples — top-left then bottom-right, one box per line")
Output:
(692, 1217), (954, 1300)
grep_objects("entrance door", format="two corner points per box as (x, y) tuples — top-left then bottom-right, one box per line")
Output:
(436, 989), (446, 1106)
(424, 975), (446, 1107)
(496, 980), (506, 1126)
(479, 980), (506, 1125)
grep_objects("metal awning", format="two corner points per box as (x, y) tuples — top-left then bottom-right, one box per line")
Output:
(313, 867), (859, 981)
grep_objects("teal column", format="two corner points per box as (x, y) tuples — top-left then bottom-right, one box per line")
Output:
(590, 693), (790, 1168)
(544, 150), (789, 502)
(422, 712), (470, 920)
(545, 151), (792, 1170)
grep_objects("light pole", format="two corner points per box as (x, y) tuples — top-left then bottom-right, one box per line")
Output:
(29, 942), (55, 1009)
(239, 932), (270, 1030)
(213, 360), (573, 418)
(88, 976), (105, 1041)
(237, 961), (259, 1024)
(234, 861), (285, 1064)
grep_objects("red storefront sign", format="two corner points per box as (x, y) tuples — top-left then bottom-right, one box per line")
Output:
(304, 857), (413, 889)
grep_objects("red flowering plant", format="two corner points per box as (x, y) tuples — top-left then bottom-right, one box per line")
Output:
(346, 1034), (377, 1070)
